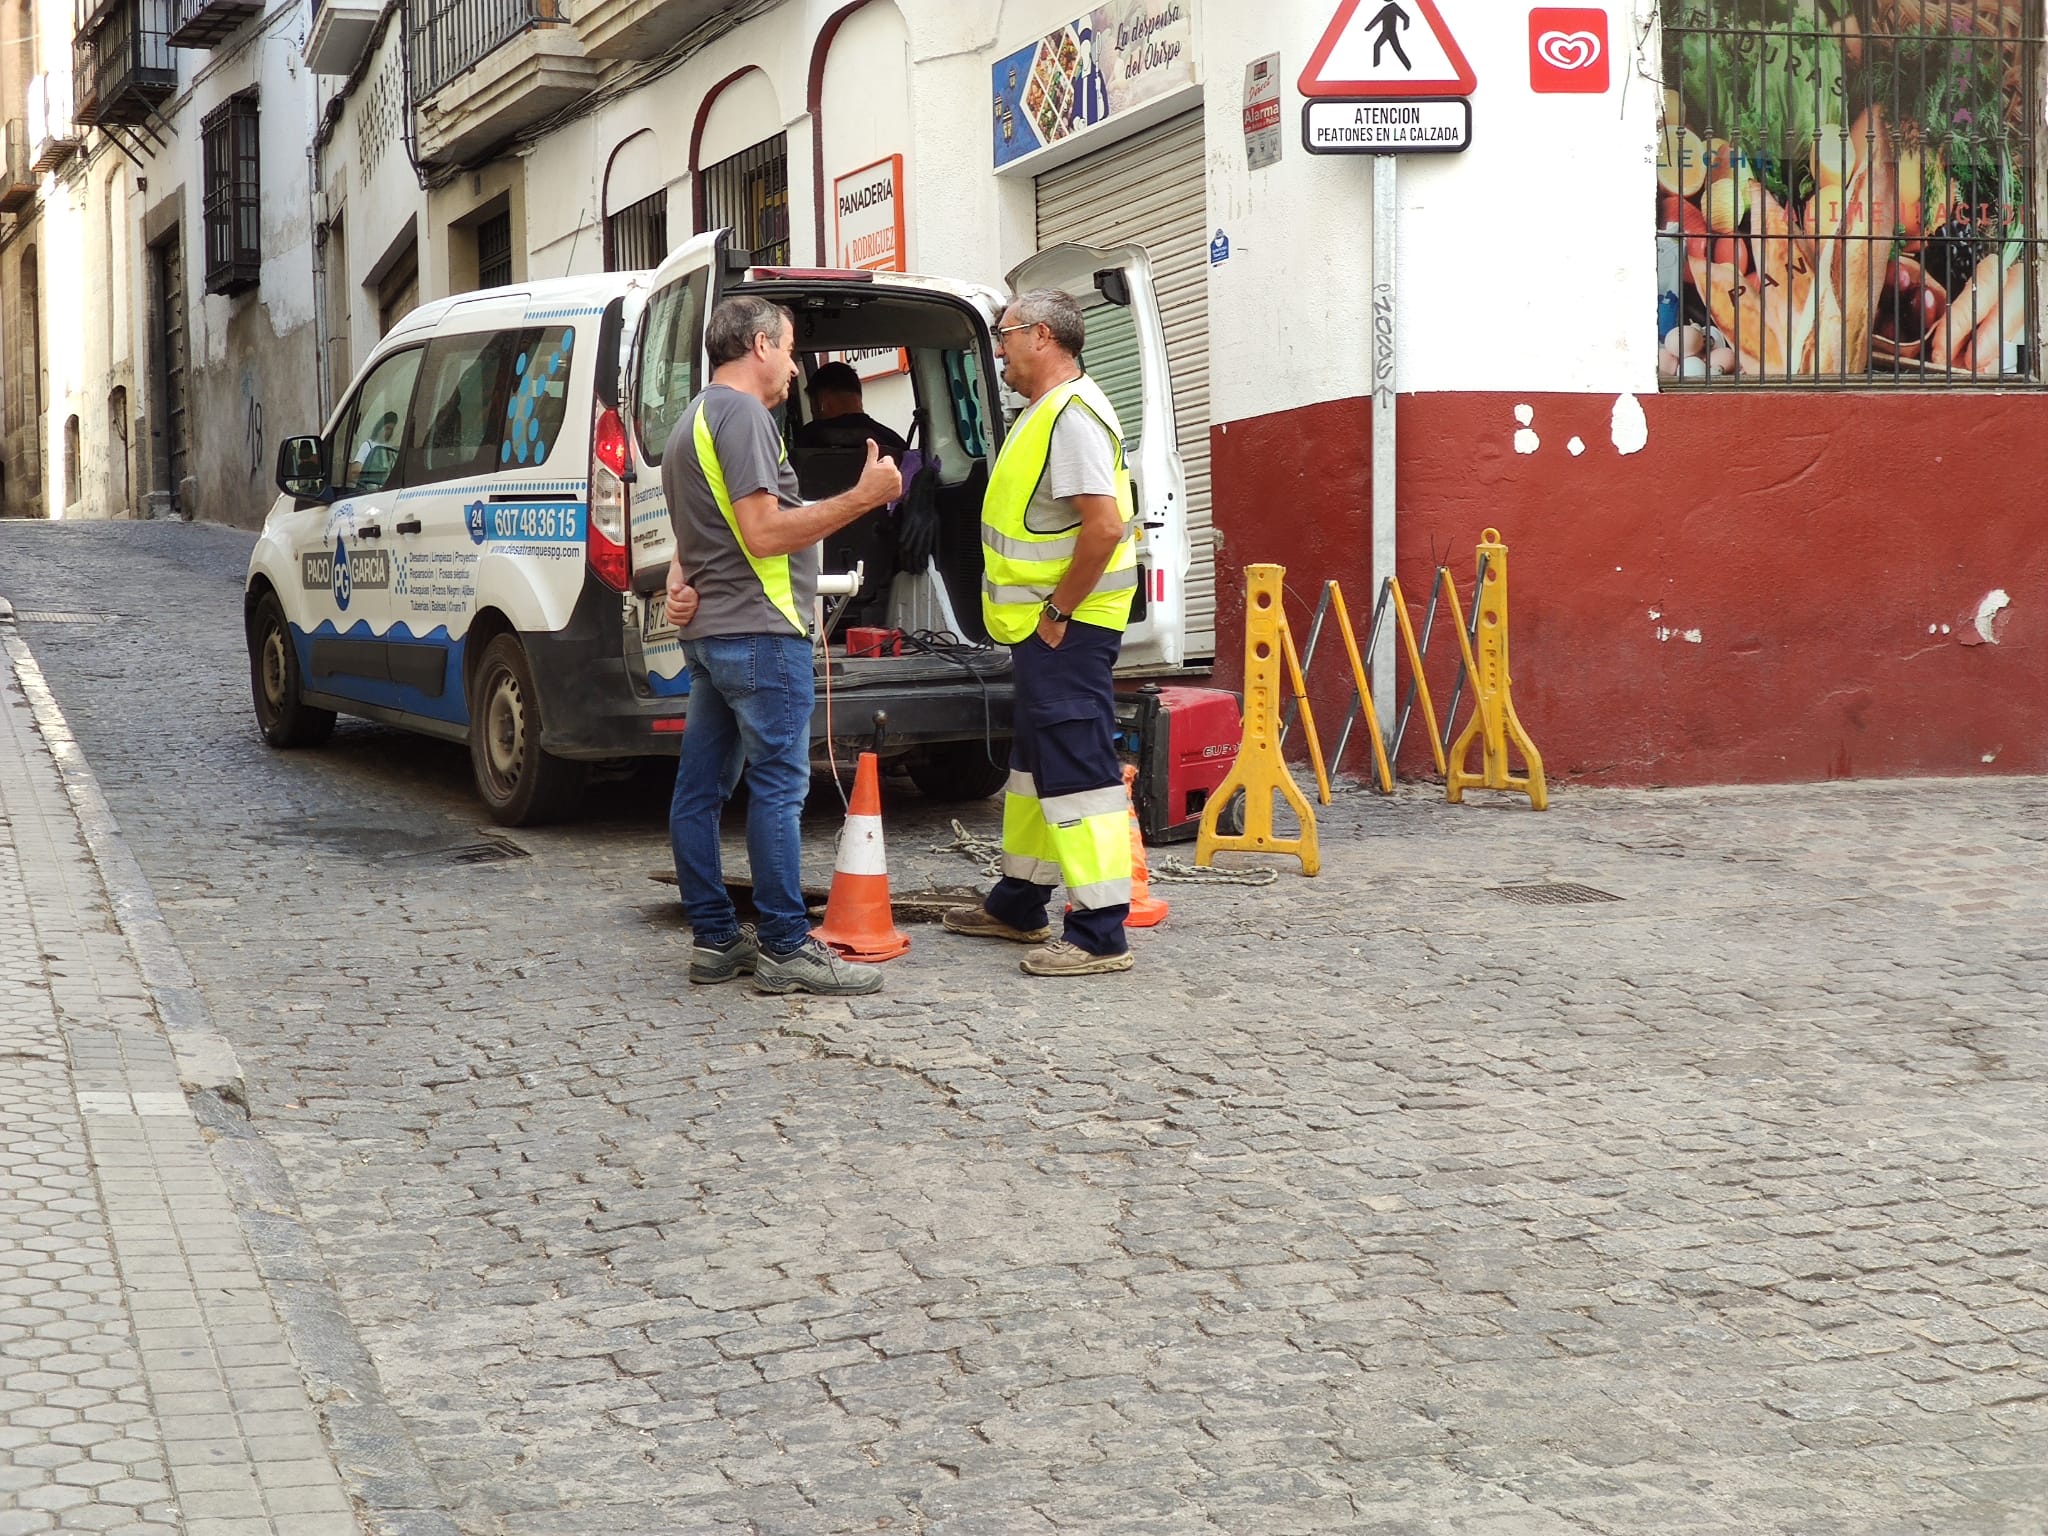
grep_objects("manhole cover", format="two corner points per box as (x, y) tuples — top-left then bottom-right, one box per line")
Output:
(445, 836), (529, 865)
(12, 610), (122, 624)
(1490, 882), (1622, 906)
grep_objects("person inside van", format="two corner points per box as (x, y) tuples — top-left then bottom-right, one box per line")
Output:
(350, 411), (400, 489)
(795, 361), (907, 462)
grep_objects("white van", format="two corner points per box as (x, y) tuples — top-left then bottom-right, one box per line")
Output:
(246, 231), (1193, 824)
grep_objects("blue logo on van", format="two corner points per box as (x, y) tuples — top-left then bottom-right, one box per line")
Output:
(333, 537), (353, 611)
(465, 500), (488, 545)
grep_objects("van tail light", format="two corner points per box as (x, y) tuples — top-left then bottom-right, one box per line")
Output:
(588, 405), (631, 592)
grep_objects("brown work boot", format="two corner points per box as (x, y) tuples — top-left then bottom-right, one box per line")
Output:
(1020, 939), (1134, 977)
(942, 906), (1052, 944)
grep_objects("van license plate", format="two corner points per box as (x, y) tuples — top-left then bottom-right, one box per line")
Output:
(643, 595), (677, 645)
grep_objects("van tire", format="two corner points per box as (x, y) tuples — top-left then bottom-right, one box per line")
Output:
(250, 591), (335, 749)
(470, 634), (585, 826)
(907, 741), (1011, 803)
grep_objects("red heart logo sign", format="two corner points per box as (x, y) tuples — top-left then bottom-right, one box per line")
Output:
(1529, 8), (1610, 93)
(1537, 30), (1600, 69)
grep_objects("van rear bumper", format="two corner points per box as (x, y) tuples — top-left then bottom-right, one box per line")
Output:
(524, 594), (1018, 759)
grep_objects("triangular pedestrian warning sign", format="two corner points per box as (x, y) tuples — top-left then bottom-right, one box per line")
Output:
(1300, 0), (1478, 97)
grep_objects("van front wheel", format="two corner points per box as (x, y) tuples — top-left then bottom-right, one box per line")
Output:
(469, 634), (584, 826)
(249, 592), (335, 749)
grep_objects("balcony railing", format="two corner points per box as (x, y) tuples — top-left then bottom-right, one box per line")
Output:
(27, 72), (81, 171)
(408, 0), (563, 102)
(0, 121), (33, 213)
(72, 0), (176, 129)
(167, 0), (262, 48)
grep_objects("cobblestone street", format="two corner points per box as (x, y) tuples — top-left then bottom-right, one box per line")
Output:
(1, 520), (2045, 1534)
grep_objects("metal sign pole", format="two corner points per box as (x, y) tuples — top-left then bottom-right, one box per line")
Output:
(1371, 154), (1397, 732)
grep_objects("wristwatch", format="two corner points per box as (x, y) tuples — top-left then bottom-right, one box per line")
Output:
(1041, 600), (1071, 624)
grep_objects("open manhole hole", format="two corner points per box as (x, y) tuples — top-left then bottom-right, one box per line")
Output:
(1490, 882), (1622, 907)
(11, 610), (123, 625)
(444, 835), (530, 865)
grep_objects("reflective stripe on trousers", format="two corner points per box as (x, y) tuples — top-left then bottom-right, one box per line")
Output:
(999, 772), (1132, 912)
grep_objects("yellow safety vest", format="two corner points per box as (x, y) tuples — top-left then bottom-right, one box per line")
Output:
(692, 399), (805, 635)
(980, 375), (1138, 645)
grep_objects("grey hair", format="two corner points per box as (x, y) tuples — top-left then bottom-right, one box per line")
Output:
(1007, 287), (1085, 357)
(706, 295), (796, 368)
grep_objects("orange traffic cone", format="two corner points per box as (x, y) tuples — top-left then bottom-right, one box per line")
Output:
(1123, 764), (1169, 929)
(813, 752), (911, 962)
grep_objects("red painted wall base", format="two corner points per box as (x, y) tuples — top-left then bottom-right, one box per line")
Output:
(1208, 391), (2043, 786)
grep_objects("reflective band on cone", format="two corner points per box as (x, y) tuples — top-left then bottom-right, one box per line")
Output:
(813, 752), (911, 962)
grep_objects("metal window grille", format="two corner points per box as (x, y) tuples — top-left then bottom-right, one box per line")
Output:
(605, 188), (667, 271)
(79, 0), (175, 128)
(699, 136), (789, 266)
(406, 0), (562, 105)
(475, 210), (512, 288)
(1658, 0), (2042, 386)
(201, 92), (260, 297)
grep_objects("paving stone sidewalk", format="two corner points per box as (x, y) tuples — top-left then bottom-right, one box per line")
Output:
(0, 606), (363, 1535)
(3, 524), (2048, 1535)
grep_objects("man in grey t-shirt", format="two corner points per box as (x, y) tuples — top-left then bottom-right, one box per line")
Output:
(659, 295), (900, 997)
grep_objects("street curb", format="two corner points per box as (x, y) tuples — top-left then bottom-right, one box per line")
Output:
(0, 597), (464, 1536)
(0, 600), (248, 1106)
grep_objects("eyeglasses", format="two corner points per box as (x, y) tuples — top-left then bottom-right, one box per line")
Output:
(994, 321), (1041, 339)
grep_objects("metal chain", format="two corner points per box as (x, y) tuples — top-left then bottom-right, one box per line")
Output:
(932, 821), (1004, 877)
(930, 821), (1280, 887)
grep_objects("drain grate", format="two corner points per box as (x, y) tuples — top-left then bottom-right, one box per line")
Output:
(12, 610), (123, 624)
(1490, 882), (1623, 906)
(444, 835), (530, 865)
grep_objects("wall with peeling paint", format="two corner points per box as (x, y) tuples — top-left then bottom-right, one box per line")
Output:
(1210, 391), (2043, 785)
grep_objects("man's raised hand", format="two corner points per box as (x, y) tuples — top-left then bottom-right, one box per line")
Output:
(857, 439), (903, 509)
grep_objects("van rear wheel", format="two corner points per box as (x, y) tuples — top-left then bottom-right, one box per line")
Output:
(249, 591), (335, 749)
(907, 741), (1011, 803)
(469, 634), (584, 826)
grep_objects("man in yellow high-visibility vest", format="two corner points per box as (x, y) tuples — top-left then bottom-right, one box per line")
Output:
(944, 288), (1140, 976)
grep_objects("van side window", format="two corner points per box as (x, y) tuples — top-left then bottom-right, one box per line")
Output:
(943, 349), (990, 460)
(409, 331), (516, 485)
(634, 268), (708, 466)
(333, 347), (425, 496)
(499, 325), (576, 468)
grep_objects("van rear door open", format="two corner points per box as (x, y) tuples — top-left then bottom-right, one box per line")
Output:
(618, 231), (725, 698)
(1005, 242), (1188, 672)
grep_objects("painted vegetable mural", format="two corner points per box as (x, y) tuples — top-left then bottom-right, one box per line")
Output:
(1657, 0), (2032, 380)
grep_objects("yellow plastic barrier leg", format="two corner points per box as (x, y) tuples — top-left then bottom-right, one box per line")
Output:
(1388, 578), (1448, 779)
(1445, 529), (1548, 810)
(1197, 565), (1321, 876)
(1325, 581), (1394, 794)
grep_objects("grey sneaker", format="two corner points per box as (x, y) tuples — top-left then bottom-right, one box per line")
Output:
(942, 906), (1052, 943)
(753, 936), (885, 996)
(1020, 939), (1133, 977)
(689, 923), (760, 984)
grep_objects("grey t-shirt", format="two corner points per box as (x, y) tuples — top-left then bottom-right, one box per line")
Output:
(1022, 395), (1120, 534)
(662, 384), (816, 640)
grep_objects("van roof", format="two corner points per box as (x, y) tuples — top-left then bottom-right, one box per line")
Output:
(387, 271), (641, 340)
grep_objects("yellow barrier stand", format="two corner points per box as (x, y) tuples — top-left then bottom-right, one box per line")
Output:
(1444, 528), (1548, 810)
(1197, 565), (1322, 876)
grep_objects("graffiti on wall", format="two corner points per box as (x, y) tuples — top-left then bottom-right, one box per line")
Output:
(1657, 0), (2035, 383)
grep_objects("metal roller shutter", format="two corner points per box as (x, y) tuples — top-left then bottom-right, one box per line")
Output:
(1035, 111), (1213, 662)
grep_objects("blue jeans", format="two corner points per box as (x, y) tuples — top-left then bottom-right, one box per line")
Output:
(670, 634), (816, 955)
